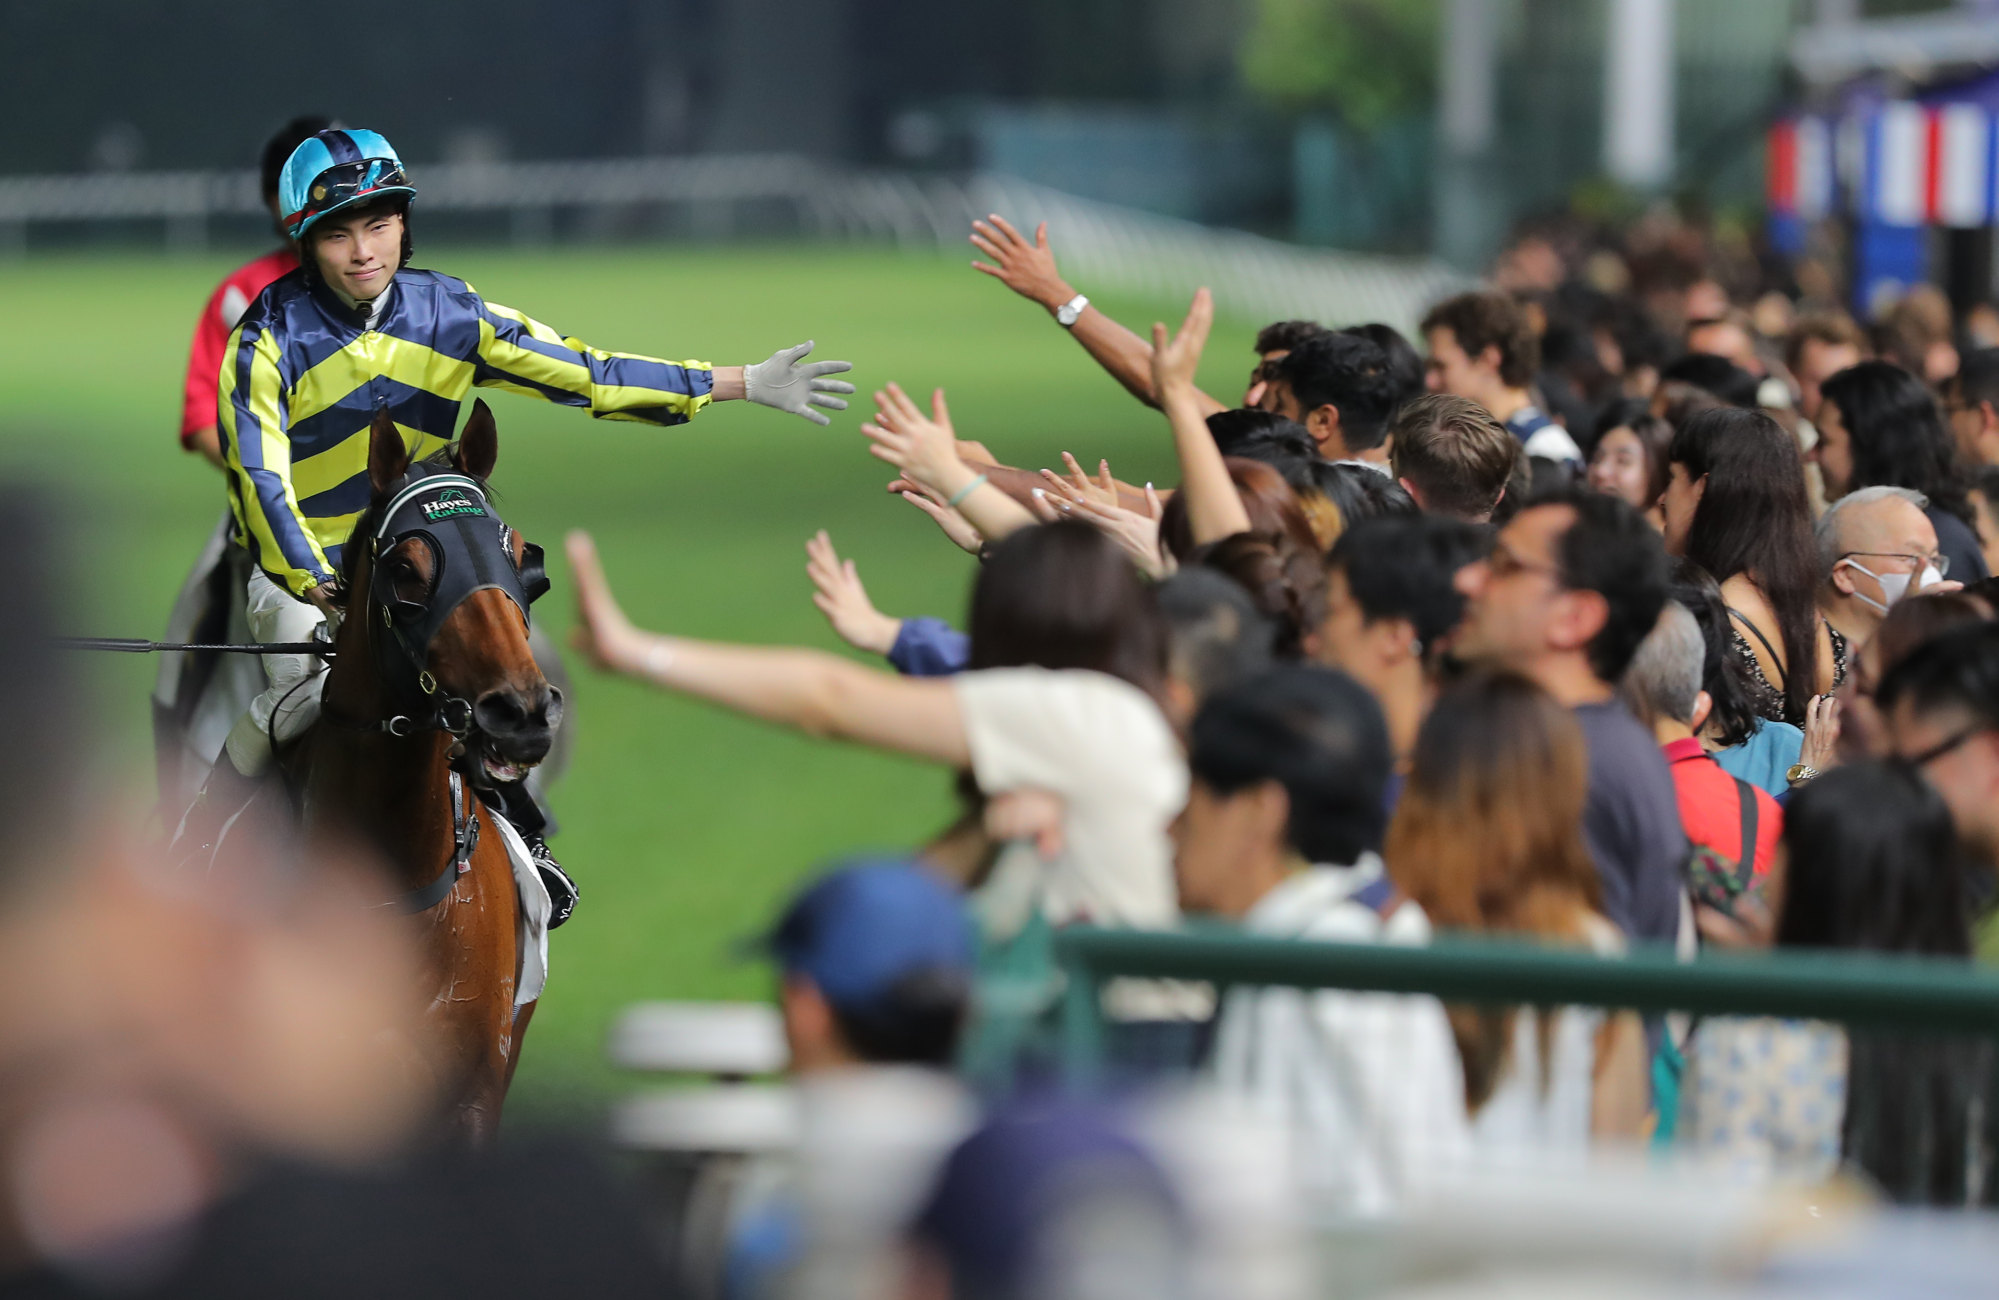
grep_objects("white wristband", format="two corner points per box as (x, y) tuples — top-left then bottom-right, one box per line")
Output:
(644, 638), (675, 679)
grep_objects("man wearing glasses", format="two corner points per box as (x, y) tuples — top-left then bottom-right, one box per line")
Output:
(1816, 487), (1957, 650)
(1451, 489), (1687, 948)
(1879, 624), (1999, 868)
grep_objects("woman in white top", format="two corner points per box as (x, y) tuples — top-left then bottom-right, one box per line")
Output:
(568, 518), (1187, 943)
(1384, 671), (1650, 1154)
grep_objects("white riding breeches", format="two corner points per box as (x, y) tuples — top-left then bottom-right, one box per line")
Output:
(223, 568), (330, 774)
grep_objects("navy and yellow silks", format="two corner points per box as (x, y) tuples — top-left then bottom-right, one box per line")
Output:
(218, 268), (713, 598)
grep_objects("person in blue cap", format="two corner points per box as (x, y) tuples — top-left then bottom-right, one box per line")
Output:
(201, 126), (855, 919)
(763, 859), (977, 1071)
(725, 859), (978, 1300)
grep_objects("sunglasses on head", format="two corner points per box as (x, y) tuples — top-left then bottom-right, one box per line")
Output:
(288, 159), (408, 227)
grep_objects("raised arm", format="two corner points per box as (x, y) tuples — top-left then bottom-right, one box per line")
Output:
(805, 530), (902, 656)
(863, 384), (1037, 544)
(568, 531), (970, 766)
(971, 215), (1226, 417)
(1153, 289), (1252, 545)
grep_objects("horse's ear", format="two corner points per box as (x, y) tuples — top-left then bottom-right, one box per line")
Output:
(367, 407), (408, 498)
(454, 399), (498, 481)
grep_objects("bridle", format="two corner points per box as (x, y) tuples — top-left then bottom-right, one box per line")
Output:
(325, 465), (550, 912)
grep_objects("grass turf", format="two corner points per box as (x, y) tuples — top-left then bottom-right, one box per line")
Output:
(0, 243), (1259, 1118)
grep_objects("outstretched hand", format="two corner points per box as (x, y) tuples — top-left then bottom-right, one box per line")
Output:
(565, 531), (647, 677)
(806, 530), (902, 656)
(862, 383), (966, 498)
(1149, 288), (1214, 405)
(744, 341), (856, 426)
(969, 215), (1072, 311)
(892, 479), (984, 555)
(1036, 471), (1169, 579)
(1038, 453), (1121, 512)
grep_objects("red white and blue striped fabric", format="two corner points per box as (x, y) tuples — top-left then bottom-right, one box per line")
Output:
(1767, 115), (1835, 222)
(1769, 102), (1999, 229)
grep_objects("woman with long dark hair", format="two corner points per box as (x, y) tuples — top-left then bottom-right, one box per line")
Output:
(1585, 397), (1674, 529)
(1385, 672), (1649, 1147)
(1817, 361), (1988, 582)
(1662, 407), (1842, 726)
(1681, 762), (1992, 1200)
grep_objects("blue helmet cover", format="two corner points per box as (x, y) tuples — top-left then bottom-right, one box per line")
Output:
(279, 127), (416, 239)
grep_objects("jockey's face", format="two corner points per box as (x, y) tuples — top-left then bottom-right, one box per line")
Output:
(310, 207), (403, 303)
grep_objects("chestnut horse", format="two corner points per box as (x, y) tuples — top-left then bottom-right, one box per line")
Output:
(305, 402), (559, 1143)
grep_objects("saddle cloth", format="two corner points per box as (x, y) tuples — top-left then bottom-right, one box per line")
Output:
(487, 809), (553, 1007)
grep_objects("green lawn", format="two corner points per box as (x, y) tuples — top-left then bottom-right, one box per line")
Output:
(0, 243), (1258, 1117)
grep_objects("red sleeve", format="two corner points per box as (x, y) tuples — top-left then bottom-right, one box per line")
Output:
(181, 278), (233, 446)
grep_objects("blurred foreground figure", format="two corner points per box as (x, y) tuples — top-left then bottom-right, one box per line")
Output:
(905, 1097), (1190, 1300)
(0, 486), (668, 1297)
(726, 860), (977, 1300)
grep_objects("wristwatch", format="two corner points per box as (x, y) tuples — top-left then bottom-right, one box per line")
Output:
(1054, 293), (1089, 328)
(1785, 762), (1819, 789)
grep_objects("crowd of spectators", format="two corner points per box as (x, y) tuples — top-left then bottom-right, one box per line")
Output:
(554, 207), (1999, 1290)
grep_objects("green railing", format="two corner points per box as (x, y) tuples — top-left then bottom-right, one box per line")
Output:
(1054, 927), (1999, 1083)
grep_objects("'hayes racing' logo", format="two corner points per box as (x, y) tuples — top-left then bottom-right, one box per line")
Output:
(421, 488), (486, 522)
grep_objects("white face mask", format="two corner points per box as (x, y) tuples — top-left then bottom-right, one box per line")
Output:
(1844, 559), (1940, 614)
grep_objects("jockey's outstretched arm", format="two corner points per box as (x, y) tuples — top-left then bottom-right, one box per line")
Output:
(470, 297), (853, 428)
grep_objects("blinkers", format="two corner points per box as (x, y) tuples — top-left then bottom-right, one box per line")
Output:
(368, 467), (548, 712)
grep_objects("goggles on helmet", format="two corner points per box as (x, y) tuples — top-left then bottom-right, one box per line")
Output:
(283, 158), (410, 235)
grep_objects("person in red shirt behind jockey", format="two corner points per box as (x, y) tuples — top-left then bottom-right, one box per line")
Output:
(192, 127), (855, 926)
(180, 116), (332, 467)
(155, 117), (335, 812)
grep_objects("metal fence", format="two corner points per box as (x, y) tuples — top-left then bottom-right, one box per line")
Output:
(1044, 926), (1999, 1214)
(0, 154), (1466, 333)
(1052, 927), (1999, 1081)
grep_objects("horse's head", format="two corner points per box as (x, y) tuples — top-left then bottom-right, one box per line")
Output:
(349, 402), (560, 788)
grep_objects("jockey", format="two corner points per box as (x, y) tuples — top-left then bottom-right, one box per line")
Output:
(204, 126), (855, 922)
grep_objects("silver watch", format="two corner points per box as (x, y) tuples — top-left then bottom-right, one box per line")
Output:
(1055, 293), (1089, 328)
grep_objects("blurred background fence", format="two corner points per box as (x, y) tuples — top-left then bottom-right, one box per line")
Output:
(0, 156), (1464, 333)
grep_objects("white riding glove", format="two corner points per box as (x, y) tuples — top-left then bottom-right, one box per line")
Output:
(744, 341), (855, 426)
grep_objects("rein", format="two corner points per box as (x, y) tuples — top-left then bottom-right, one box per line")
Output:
(53, 637), (332, 656)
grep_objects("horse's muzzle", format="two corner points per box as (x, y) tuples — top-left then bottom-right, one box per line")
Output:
(472, 684), (560, 774)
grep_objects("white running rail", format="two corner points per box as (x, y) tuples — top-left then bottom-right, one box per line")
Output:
(0, 154), (1465, 331)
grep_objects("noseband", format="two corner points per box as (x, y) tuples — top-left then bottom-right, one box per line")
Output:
(362, 468), (549, 738)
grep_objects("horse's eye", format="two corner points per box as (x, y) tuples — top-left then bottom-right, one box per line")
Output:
(387, 551), (430, 603)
